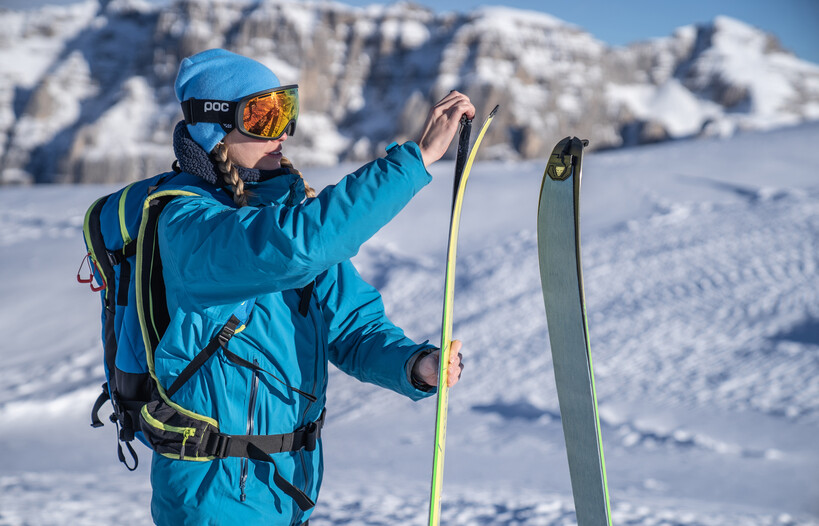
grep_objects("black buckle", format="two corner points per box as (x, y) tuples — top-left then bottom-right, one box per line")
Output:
(107, 390), (134, 441)
(119, 414), (135, 442)
(217, 319), (239, 347)
(304, 421), (318, 452)
(218, 327), (234, 347)
(209, 433), (231, 459)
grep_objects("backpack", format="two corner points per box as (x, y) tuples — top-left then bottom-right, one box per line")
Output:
(78, 170), (319, 511)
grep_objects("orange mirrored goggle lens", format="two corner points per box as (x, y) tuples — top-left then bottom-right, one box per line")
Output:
(240, 85), (299, 140)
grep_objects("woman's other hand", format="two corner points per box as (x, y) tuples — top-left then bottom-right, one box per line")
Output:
(412, 340), (464, 388)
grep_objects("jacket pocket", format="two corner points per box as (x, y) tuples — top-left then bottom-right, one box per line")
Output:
(139, 399), (218, 461)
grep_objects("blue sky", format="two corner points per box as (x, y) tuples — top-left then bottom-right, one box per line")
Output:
(9, 0), (819, 63)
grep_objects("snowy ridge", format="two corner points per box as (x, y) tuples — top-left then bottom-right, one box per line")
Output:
(1, 125), (818, 523)
(2, 1), (819, 183)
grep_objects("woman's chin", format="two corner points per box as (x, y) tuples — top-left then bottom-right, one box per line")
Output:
(255, 156), (282, 171)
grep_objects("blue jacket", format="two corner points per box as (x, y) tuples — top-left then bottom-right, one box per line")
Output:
(149, 142), (436, 525)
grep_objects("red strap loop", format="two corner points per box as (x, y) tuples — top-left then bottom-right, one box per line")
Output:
(77, 252), (107, 292)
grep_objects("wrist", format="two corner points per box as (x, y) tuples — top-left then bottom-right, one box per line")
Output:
(410, 348), (435, 391)
(416, 143), (432, 168)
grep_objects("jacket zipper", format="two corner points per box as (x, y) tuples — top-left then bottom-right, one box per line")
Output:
(302, 293), (320, 422)
(298, 290), (323, 496)
(240, 358), (260, 502)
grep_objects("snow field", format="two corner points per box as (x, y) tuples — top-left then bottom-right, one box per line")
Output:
(1, 124), (818, 524)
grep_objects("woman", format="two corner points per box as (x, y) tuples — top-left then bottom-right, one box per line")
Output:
(148, 48), (471, 525)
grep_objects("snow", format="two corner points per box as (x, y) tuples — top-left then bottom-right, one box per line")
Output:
(649, 79), (715, 136)
(288, 112), (353, 166)
(0, 3), (98, 160)
(279, 2), (319, 40)
(472, 6), (568, 31)
(380, 18), (430, 50)
(0, 1), (97, 88)
(697, 18), (798, 116)
(79, 76), (157, 161)
(1, 123), (819, 524)
(606, 16), (819, 144)
(3, 1), (818, 184)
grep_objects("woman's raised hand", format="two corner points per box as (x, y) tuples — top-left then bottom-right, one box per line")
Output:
(415, 91), (476, 168)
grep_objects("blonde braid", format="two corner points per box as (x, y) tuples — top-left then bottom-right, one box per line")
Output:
(281, 156), (316, 198)
(211, 141), (249, 207)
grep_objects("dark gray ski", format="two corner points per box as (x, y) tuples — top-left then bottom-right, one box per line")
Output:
(537, 136), (612, 525)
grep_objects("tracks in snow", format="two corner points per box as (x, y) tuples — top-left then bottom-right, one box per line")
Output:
(362, 185), (819, 425)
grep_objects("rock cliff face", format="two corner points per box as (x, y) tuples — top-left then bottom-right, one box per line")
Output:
(2, 0), (818, 183)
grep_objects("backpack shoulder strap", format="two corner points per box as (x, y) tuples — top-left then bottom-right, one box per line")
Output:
(133, 189), (222, 427)
(132, 186), (319, 512)
(135, 190), (202, 360)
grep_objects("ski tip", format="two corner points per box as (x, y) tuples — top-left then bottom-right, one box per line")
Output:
(568, 137), (589, 157)
(489, 105), (499, 118)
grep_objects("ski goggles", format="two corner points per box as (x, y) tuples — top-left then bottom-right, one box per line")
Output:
(181, 85), (299, 140)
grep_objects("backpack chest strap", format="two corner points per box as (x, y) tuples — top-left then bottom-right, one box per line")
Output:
(165, 315), (241, 398)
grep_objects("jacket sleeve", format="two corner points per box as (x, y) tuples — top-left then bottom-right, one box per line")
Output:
(157, 142), (431, 305)
(317, 260), (436, 401)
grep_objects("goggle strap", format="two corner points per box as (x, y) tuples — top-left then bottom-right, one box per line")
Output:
(181, 98), (238, 130)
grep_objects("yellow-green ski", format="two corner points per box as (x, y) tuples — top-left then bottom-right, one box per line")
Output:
(428, 105), (498, 526)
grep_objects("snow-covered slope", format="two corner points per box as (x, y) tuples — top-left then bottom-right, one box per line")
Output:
(2, 0), (818, 183)
(0, 122), (817, 524)
(608, 16), (819, 143)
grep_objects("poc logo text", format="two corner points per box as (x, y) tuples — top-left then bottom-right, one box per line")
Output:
(204, 102), (230, 112)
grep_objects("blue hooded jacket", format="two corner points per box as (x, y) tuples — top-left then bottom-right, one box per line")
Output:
(149, 138), (436, 525)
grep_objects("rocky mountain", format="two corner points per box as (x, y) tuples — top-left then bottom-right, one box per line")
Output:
(2, 0), (818, 184)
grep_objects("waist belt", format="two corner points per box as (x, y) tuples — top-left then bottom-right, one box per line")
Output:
(205, 410), (325, 459)
(200, 409), (325, 512)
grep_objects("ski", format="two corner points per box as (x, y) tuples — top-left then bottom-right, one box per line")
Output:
(537, 137), (612, 525)
(428, 105), (499, 526)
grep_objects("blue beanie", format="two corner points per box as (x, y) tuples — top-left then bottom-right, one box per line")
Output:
(175, 49), (281, 153)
